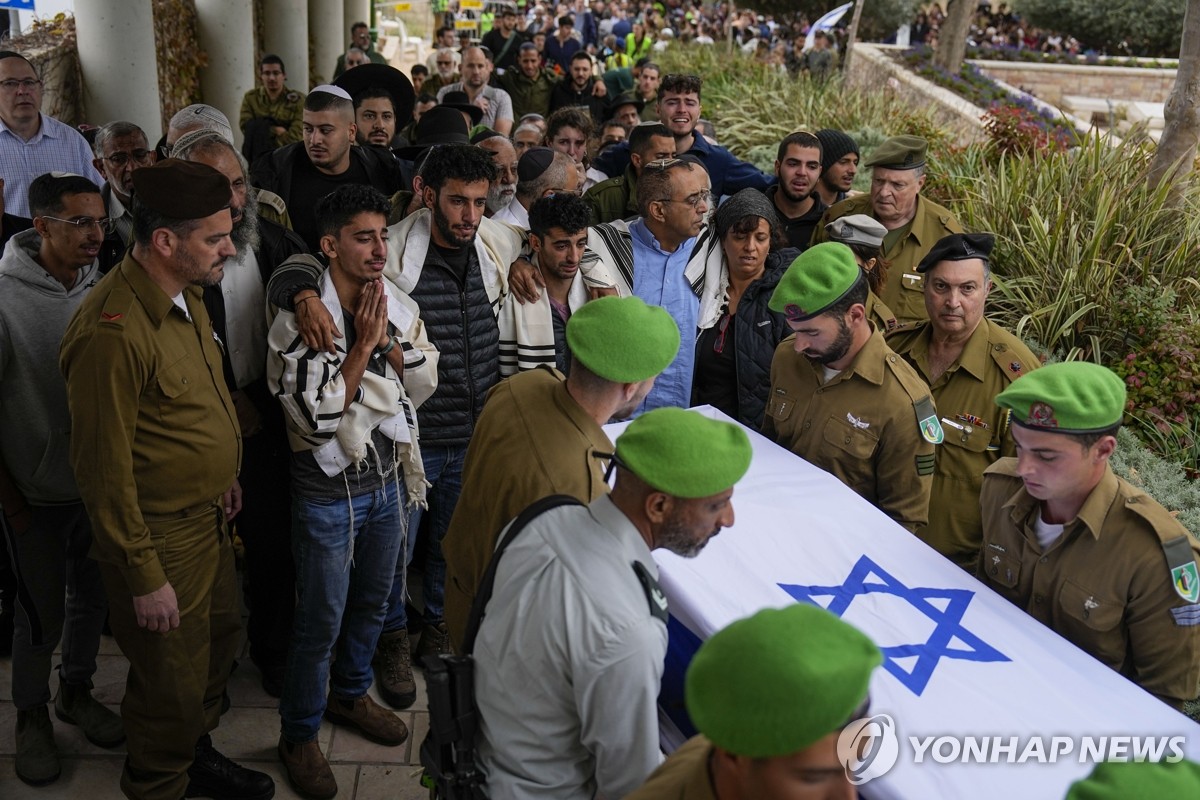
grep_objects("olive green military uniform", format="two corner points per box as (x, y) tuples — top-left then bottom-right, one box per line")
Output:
(623, 735), (716, 800)
(763, 326), (937, 532)
(888, 318), (1040, 568)
(866, 290), (897, 334)
(421, 71), (460, 98)
(238, 86), (306, 148)
(638, 96), (658, 122)
(584, 165), (639, 224)
(59, 253), (243, 800)
(812, 194), (963, 323)
(978, 461), (1200, 708)
(496, 69), (557, 120)
(442, 366), (612, 650)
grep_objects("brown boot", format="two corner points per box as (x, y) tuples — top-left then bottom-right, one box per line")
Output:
(413, 620), (451, 669)
(278, 736), (337, 800)
(373, 629), (417, 709)
(324, 692), (409, 745)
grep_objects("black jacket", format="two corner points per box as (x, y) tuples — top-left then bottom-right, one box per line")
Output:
(548, 78), (608, 126)
(248, 142), (407, 213)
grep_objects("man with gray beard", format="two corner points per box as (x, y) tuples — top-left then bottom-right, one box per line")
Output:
(473, 129), (518, 216)
(172, 130), (307, 696)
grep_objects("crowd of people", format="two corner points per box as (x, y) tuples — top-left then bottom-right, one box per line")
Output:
(2, 2), (1200, 798)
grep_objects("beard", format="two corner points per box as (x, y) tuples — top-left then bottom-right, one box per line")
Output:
(487, 181), (516, 213)
(656, 513), (719, 559)
(433, 202), (477, 248)
(177, 239), (226, 288)
(810, 316), (855, 365)
(231, 187), (261, 253)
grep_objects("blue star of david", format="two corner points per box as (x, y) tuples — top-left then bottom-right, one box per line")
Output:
(779, 555), (1009, 696)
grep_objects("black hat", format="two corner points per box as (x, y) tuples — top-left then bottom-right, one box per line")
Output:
(814, 129), (860, 172)
(916, 233), (995, 273)
(439, 90), (484, 126)
(517, 147), (556, 183)
(132, 159), (231, 219)
(470, 127), (504, 144)
(333, 63), (417, 129)
(608, 90), (645, 114)
(394, 106), (471, 160)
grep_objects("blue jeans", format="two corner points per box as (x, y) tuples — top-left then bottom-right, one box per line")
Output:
(383, 444), (465, 631)
(281, 480), (404, 743)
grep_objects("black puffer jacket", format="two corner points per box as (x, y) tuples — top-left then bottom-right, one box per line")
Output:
(408, 248), (499, 448)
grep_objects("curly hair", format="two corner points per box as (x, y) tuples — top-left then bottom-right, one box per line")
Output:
(528, 193), (592, 239)
(315, 184), (391, 239)
(420, 144), (498, 192)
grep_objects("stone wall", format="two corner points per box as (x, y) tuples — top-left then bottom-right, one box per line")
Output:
(846, 44), (986, 146)
(973, 61), (1177, 106)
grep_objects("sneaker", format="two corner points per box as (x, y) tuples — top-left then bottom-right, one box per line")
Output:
(15, 705), (60, 786)
(373, 629), (417, 709)
(185, 733), (275, 800)
(277, 736), (337, 800)
(324, 693), (409, 746)
(54, 675), (125, 747)
(413, 621), (451, 669)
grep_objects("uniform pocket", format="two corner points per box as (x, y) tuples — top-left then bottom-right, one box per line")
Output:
(1058, 580), (1122, 631)
(155, 355), (200, 422)
(941, 421), (993, 454)
(765, 387), (795, 423)
(822, 415), (879, 460)
(895, 273), (926, 320)
(981, 546), (1021, 589)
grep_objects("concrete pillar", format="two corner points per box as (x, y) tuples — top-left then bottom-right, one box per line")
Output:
(343, 0), (371, 41)
(76, 0), (162, 138)
(196, 0), (256, 148)
(309, 0), (344, 86)
(263, 0), (309, 93)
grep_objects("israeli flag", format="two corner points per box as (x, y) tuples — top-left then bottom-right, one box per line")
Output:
(805, 2), (854, 51)
(0, 0), (36, 9)
(606, 408), (1200, 800)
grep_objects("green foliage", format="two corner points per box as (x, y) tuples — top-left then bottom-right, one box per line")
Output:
(1111, 428), (1200, 539)
(1014, 0), (1185, 57)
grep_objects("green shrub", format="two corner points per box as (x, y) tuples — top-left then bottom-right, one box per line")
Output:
(1016, 0), (1184, 57)
(1111, 428), (1200, 539)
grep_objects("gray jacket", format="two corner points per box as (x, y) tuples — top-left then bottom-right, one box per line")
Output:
(0, 229), (100, 503)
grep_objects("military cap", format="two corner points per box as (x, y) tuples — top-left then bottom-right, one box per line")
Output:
(334, 63), (417, 127)
(916, 232), (995, 273)
(686, 604), (882, 758)
(132, 159), (231, 219)
(567, 296), (679, 383)
(996, 361), (1126, 434)
(517, 146), (556, 183)
(1066, 759), (1200, 799)
(615, 408), (752, 499)
(768, 242), (862, 322)
(864, 135), (928, 170)
(825, 214), (887, 249)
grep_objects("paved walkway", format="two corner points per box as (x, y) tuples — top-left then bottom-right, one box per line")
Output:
(0, 631), (432, 799)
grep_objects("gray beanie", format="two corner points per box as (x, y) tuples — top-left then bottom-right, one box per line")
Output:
(715, 188), (778, 240)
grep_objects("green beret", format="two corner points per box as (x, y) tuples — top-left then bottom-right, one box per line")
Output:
(132, 159), (231, 220)
(996, 362), (1126, 434)
(566, 296), (679, 383)
(615, 408), (752, 498)
(686, 604), (882, 758)
(916, 232), (995, 273)
(864, 135), (928, 170)
(768, 242), (862, 322)
(1066, 759), (1200, 799)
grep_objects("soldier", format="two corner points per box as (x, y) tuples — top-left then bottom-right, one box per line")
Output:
(625, 604), (882, 800)
(59, 160), (273, 800)
(811, 135), (963, 323)
(978, 362), (1200, 709)
(474, 408), (752, 799)
(762, 242), (939, 533)
(888, 233), (1040, 569)
(238, 54), (306, 158)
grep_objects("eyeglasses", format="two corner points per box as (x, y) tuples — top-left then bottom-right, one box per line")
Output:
(0, 78), (42, 91)
(41, 216), (116, 234)
(713, 311), (731, 354)
(103, 150), (155, 167)
(663, 190), (711, 209)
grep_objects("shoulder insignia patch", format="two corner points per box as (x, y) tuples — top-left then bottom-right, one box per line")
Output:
(1163, 536), (1200, 603)
(914, 396), (943, 444)
(916, 453), (935, 476)
(632, 561), (669, 624)
(286, 91), (300, 102)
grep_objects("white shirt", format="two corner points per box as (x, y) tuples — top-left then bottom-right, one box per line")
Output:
(1035, 514), (1065, 551)
(220, 247), (267, 388)
(474, 495), (668, 799)
(491, 198), (529, 231)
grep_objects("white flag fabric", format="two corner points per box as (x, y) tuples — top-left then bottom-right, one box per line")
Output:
(805, 2), (854, 51)
(605, 407), (1200, 799)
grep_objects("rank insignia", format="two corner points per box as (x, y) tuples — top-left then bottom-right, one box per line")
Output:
(100, 311), (123, 322)
(957, 413), (990, 430)
(1010, 361), (1023, 373)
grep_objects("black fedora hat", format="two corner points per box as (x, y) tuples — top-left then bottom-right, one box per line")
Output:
(334, 63), (417, 128)
(439, 90), (485, 126)
(394, 106), (472, 160)
(608, 90), (645, 114)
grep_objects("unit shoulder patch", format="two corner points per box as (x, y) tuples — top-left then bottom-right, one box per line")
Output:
(632, 560), (669, 623)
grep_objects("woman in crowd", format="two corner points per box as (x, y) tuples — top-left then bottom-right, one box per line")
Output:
(824, 214), (899, 333)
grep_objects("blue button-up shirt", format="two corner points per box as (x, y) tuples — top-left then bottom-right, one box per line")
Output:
(630, 219), (698, 415)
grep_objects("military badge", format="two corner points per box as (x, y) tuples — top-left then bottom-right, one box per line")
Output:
(1026, 402), (1057, 428)
(1010, 361), (1022, 374)
(1172, 562), (1200, 604)
(784, 303), (805, 321)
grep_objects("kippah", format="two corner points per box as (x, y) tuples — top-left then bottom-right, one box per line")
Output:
(996, 362), (1125, 434)
(132, 159), (231, 220)
(566, 296), (679, 383)
(517, 147), (556, 183)
(615, 408), (752, 499)
(310, 84), (352, 101)
(1066, 760), (1200, 799)
(175, 104), (234, 144)
(687, 604), (881, 758)
(916, 232), (995, 273)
